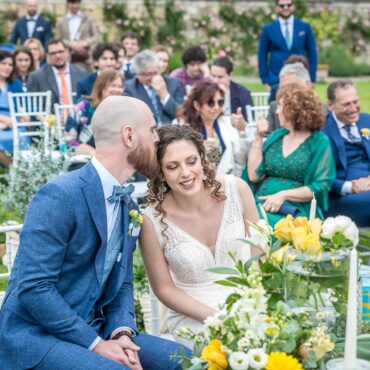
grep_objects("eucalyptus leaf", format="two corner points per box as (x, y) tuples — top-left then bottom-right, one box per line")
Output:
(214, 280), (238, 287)
(207, 267), (238, 275)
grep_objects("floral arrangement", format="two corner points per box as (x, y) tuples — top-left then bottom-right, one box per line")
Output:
(179, 260), (336, 370)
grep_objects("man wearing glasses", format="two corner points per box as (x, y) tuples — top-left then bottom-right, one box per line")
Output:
(124, 50), (184, 126)
(28, 38), (87, 111)
(258, 0), (317, 99)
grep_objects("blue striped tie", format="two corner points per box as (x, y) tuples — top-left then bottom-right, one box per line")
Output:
(149, 87), (163, 127)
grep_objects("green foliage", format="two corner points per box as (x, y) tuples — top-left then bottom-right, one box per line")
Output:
(157, 0), (186, 51)
(40, 9), (57, 30)
(0, 143), (68, 219)
(319, 46), (370, 77)
(0, 10), (17, 44)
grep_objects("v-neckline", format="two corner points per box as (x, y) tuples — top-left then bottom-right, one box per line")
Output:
(164, 190), (228, 262)
(281, 134), (310, 159)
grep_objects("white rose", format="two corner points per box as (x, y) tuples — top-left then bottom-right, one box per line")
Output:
(343, 221), (359, 246)
(321, 217), (336, 239)
(247, 348), (268, 370)
(334, 216), (352, 232)
(228, 351), (249, 370)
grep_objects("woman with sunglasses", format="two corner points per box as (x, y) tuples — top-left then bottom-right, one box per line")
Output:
(175, 81), (247, 176)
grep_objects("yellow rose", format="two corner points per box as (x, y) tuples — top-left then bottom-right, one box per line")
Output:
(293, 217), (308, 228)
(302, 233), (322, 256)
(274, 215), (294, 242)
(292, 226), (308, 252)
(129, 210), (139, 218)
(271, 244), (289, 264)
(138, 215), (143, 224)
(361, 128), (370, 137)
(308, 218), (322, 235)
(201, 339), (228, 370)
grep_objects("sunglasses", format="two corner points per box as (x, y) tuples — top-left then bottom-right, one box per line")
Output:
(207, 99), (225, 108)
(278, 3), (293, 9)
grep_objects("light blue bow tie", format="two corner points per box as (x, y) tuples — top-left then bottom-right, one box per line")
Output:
(107, 184), (135, 206)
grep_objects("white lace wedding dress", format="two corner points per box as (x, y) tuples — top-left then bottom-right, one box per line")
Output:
(143, 175), (250, 346)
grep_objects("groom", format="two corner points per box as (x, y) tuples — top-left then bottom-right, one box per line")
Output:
(0, 96), (189, 369)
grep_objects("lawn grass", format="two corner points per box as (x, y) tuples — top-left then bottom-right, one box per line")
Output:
(243, 81), (370, 113)
(0, 263), (8, 291)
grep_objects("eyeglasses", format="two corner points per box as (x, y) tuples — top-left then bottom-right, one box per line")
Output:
(278, 3), (293, 9)
(48, 50), (66, 57)
(207, 99), (225, 108)
(140, 71), (158, 77)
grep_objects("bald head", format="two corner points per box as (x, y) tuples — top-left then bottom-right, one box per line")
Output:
(26, 0), (38, 16)
(91, 96), (154, 147)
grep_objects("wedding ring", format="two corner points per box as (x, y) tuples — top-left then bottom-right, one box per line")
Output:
(271, 207), (276, 212)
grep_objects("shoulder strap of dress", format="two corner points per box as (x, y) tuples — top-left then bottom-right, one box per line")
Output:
(223, 175), (244, 217)
(142, 206), (165, 248)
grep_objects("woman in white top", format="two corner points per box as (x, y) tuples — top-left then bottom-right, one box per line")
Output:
(140, 125), (258, 346)
(175, 81), (248, 176)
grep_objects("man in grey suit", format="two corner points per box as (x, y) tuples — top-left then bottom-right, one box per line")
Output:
(28, 38), (87, 111)
(124, 50), (184, 126)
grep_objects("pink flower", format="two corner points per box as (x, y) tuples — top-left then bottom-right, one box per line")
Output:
(213, 18), (224, 30)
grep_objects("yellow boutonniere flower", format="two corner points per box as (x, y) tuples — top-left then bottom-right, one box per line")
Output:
(361, 128), (370, 139)
(201, 339), (228, 370)
(129, 209), (143, 231)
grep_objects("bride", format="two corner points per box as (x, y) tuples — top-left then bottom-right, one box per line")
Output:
(140, 124), (258, 346)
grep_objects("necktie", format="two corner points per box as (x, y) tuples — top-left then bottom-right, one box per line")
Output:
(126, 62), (131, 73)
(149, 87), (163, 127)
(284, 21), (291, 49)
(343, 124), (361, 144)
(102, 184), (135, 284)
(58, 70), (70, 106)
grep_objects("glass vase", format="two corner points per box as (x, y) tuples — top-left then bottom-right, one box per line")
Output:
(285, 247), (350, 337)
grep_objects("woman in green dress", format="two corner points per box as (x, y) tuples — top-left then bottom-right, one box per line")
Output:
(247, 84), (336, 227)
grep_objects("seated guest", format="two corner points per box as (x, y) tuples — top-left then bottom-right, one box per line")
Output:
(170, 45), (209, 94)
(248, 84), (335, 227)
(28, 38), (87, 110)
(0, 51), (29, 166)
(120, 31), (140, 80)
(13, 46), (35, 91)
(210, 56), (253, 130)
(24, 37), (46, 70)
(176, 81), (247, 176)
(152, 45), (171, 75)
(10, 0), (52, 49)
(323, 80), (370, 226)
(116, 43), (126, 71)
(65, 69), (124, 157)
(263, 62), (312, 133)
(124, 50), (184, 126)
(76, 42), (118, 101)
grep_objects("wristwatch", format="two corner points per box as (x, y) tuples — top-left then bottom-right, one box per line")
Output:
(112, 329), (135, 342)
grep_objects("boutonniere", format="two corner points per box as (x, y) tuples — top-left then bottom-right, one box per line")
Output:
(361, 128), (370, 140)
(128, 209), (143, 237)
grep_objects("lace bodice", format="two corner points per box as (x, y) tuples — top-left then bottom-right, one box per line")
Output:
(143, 175), (250, 288)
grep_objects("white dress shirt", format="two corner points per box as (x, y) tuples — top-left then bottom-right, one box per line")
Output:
(223, 89), (231, 116)
(26, 15), (39, 38)
(51, 64), (73, 105)
(278, 15), (294, 48)
(67, 11), (82, 40)
(89, 158), (135, 350)
(333, 112), (361, 195)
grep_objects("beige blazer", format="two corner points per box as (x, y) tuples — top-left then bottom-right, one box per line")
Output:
(57, 14), (100, 48)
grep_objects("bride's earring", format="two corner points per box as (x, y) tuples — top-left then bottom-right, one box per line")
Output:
(158, 177), (167, 201)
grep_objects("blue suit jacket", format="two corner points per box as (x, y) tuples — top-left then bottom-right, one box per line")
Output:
(323, 112), (370, 195)
(230, 80), (253, 121)
(0, 162), (139, 369)
(76, 72), (98, 101)
(10, 16), (52, 48)
(124, 75), (184, 124)
(258, 18), (317, 86)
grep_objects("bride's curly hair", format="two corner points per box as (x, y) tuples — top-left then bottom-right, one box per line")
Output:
(145, 124), (226, 238)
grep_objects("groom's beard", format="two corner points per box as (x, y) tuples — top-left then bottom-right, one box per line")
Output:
(127, 143), (159, 180)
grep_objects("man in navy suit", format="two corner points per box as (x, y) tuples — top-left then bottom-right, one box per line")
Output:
(210, 56), (253, 131)
(258, 0), (317, 93)
(10, 0), (52, 49)
(323, 80), (370, 227)
(76, 42), (119, 101)
(120, 32), (140, 81)
(125, 50), (184, 126)
(0, 96), (190, 369)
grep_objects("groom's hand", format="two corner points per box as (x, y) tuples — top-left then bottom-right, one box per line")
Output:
(116, 336), (143, 370)
(93, 339), (141, 368)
